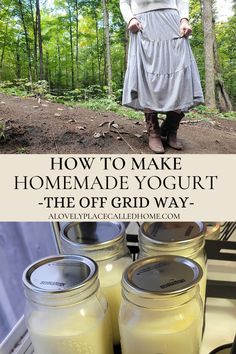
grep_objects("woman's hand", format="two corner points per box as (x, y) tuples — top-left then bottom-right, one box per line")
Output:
(180, 18), (192, 37)
(128, 18), (143, 33)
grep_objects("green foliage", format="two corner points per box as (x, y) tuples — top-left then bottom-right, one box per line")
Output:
(79, 97), (143, 120)
(215, 15), (236, 104)
(218, 111), (236, 120)
(80, 97), (119, 111)
(189, 0), (205, 86)
(16, 147), (28, 154)
(0, 123), (5, 140)
(31, 81), (49, 96)
(0, 80), (49, 96)
(45, 85), (106, 102)
(0, 0), (235, 110)
(194, 105), (219, 115)
(0, 81), (28, 96)
(185, 105), (236, 121)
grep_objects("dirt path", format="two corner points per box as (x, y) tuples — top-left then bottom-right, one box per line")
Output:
(0, 93), (236, 154)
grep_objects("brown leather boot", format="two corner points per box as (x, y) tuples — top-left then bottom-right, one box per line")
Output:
(160, 111), (184, 150)
(145, 112), (165, 153)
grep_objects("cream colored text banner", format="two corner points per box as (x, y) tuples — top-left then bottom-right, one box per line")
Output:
(0, 154), (235, 221)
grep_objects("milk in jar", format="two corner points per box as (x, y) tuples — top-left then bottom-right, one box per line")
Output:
(23, 255), (114, 354)
(119, 256), (203, 354)
(60, 222), (132, 345)
(139, 221), (207, 304)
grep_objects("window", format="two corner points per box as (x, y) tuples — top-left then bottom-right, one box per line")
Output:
(0, 222), (59, 352)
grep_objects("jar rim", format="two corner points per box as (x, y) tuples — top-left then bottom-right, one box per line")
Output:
(139, 222), (206, 246)
(22, 255), (98, 295)
(122, 255), (203, 296)
(61, 222), (125, 250)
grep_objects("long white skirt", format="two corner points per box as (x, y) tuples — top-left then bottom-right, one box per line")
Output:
(122, 9), (204, 112)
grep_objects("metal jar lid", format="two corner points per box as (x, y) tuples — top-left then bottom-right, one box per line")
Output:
(140, 222), (206, 245)
(123, 255), (203, 295)
(23, 255), (98, 294)
(61, 222), (125, 249)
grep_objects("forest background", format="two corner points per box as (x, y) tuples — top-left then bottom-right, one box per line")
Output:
(0, 0), (235, 116)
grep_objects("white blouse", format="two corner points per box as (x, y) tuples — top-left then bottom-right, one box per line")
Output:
(119, 0), (189, 23)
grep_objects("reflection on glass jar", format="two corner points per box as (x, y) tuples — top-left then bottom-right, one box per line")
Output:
(209, 343), (233, 354)
(60, 222), (132, 345)
(205, 222), (221, 240)
(23, 255), (114, 354)
(119, 256), (203, 354)
(139, 222), (207, 305)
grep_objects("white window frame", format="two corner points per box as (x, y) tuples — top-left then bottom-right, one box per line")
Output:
(0, 317), (33, 354)
(0, 223), (61, 354)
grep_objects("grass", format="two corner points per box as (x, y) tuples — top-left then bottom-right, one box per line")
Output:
(186, 105), (236, 121)
(0, 123), (5, 140)
(78, 98), (236, 121)
(46, 95), (144, 120)
(218, 111), (236, 120)
(1, 87), (235, 121)
(0, 87), (28, 97)
(16, 147), (28, 154)
(78, 98), (144, 120)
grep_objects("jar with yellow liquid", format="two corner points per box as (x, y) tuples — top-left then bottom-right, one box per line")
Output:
(60, 222), (132, 345)
(23, 255), (114, 354)
(139, 222), (207, 304)
(119, 256), (203, 354)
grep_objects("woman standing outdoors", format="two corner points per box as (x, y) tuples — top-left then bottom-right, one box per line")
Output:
(120, 0), (204, 153)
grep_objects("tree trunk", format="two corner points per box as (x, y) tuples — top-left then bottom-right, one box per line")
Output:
(68, 2), (75, 89)
(57, 36), (62, 90)
(95, 18), (102, 86)
(65, 52), (68, 88)
(92, 61), (95, 83)
(213, 38), (233, 111)
(103, 27), (107, 87)
(102, 0), (112, 95)
(0, 23), (8, 77)
(75, 0), (79, 88)
(17, 0), (32, 81)
(45, 50), (50, 90)
(36, 0), (44, 80)
(16, 36), (21, 79)
(233, 0), (236, 14)
(201, 0), (216, 108)
(120, 59), (123, 87)
(29, 0), (37, 81)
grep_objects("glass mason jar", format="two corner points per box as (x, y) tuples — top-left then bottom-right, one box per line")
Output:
(139, 222), (207, 304)
(23, 255), (114, 354)
(60, 222), (132, 345)
(119, 256), (203, 354)
(205, 222), (221, 240)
